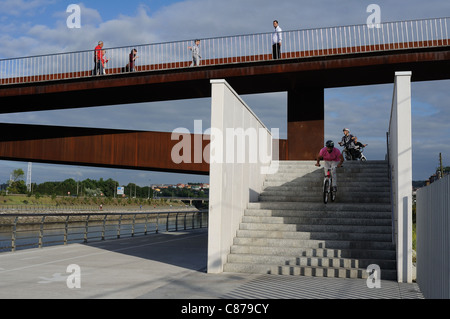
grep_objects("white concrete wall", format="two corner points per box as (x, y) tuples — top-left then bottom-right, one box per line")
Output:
(207, 79), (274, 273)
(416, 175), (450, 299)
(388, 71), (413, 283)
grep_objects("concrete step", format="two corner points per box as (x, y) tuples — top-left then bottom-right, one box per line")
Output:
(236, 229), (392, 242)
(265, 174), (389, 181)
(241, 216), (392, 226)
(261, 186), (390, 192)
(269, 162), (388, 175)
(247, 201), (392, 212)
(243, 209), (392, 219)
(258, 194), (391, 203)
(271, 165), (388, 174)
(263, 180), (390, 188)
(227, 253), (396, 270)
(239, 221), (392, 231)
(230, 245), (396, 260)
(274, 167), (389, 174)
(274, 160), (388, 166)
(223, 262), (397, 280)
(233, 237), (396, 251)
(268, 167), (388, 173)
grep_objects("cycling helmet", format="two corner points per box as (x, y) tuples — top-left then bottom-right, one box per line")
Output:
(325, 140), (334, 148)
(343, 128), (350, 132)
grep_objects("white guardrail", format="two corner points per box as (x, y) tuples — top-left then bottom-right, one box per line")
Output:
(1, 17), (449, 85)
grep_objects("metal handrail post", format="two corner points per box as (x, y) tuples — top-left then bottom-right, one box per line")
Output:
(84, 215), (90, 243)
(166, 213), (169, 232)
(38, 216), (46, 248)
(144, 213), (148, 235)
(64, 215), (70, 245)
(131, 214), (136, 237)
(101, 214), (107, 240)
(117, 214), (123, 238)
(11, 216), (19, 252)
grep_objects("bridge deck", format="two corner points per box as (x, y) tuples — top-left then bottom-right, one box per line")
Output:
(1, 39), (448, 86)
(0, 228), (423, 300)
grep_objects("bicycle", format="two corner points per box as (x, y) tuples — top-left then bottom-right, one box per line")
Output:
(341, 144), (367, 162)
(322, 168), (336, 204)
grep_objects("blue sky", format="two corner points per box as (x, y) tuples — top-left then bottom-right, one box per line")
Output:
(0, 0), (449, 186)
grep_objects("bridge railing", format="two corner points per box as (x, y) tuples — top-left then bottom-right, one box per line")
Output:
(0, 210), (208, 252)
(1, 17), (448, 85)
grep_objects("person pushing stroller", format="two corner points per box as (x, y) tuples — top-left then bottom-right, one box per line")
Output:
(339, 128), (366, 160)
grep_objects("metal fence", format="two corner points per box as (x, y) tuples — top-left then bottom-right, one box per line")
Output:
(1, 17), (448, 85)
(416, 175), (450, 299)
(0, 210), (208, 252)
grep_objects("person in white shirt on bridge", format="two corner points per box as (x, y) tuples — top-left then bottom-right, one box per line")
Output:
(272, 20), (282, 59)
(188, 39), (201, 66)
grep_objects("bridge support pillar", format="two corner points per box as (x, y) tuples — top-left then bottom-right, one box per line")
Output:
(287, 87), (324, 160)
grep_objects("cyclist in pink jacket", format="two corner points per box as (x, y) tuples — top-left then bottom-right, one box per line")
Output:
(315, 140), (344, 191)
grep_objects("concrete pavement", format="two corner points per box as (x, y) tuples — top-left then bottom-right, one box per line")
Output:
(0, 228), (424, 299)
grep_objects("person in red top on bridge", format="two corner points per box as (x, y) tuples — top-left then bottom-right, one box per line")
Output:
(94, 41), (104, 75)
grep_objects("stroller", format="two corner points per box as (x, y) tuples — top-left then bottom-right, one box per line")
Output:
(342, 143), (367, 161)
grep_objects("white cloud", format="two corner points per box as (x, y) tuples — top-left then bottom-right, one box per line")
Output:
(0, 0), (55, 17)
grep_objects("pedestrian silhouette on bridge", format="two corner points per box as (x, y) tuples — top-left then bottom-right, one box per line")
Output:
(272, 20), (282, 59)
(127, 48), (138, 72)
(188, 39), (201, 66)
(94, 41), (104, 75)
(101, 50), (109, 74)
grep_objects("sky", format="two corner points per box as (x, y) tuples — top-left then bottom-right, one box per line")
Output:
(0, 0), (449, 186)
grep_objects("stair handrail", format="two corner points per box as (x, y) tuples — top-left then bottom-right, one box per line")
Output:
(386, 131), (395, 245)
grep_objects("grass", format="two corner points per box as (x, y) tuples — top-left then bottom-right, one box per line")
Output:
(0, 194), (188, 210)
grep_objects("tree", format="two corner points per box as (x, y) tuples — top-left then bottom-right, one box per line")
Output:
(7, 169), (27, 194)
(61, 179), (77, 195)
(11, 169), (25, 182)
(102, 178), (117, 197)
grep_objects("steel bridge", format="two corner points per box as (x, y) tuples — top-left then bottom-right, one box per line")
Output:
(0, 17), (449, 173)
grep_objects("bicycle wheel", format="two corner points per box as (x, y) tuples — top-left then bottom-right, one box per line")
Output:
(323, 179), (329, 204)
(331, 186), (336, 202)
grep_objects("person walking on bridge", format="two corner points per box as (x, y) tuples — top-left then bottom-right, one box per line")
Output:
(94, 41), (105, 75)
(272, 20), (282, 59)
(128, 48), (138, 72)
(188, 39), (201, 66)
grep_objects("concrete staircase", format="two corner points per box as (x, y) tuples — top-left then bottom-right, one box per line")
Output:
(223, 160), (397, 280)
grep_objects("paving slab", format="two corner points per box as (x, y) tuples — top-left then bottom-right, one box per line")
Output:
(0, 228), (424, 300)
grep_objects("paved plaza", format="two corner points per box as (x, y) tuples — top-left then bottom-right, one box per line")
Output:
(0, 228), (423, 300)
